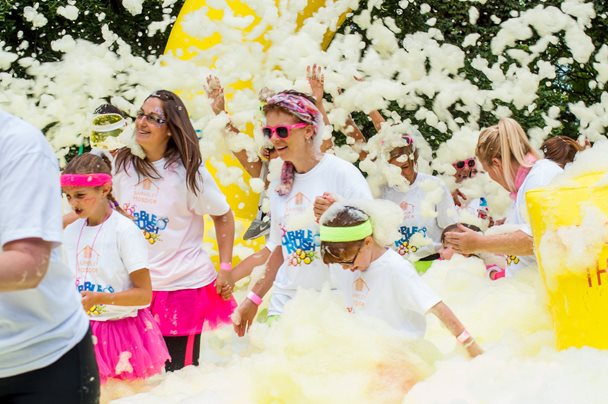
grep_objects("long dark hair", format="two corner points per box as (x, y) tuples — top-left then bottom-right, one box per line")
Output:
(114, 90), (203, 194)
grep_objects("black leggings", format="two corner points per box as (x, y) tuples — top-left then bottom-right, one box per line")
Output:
(0, 328), (100, 404)
(164, 334), (202, 372)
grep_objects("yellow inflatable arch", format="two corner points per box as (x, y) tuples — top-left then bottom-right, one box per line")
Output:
(163, 0), (348, 260)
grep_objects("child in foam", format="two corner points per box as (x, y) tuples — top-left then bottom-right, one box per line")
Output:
(62, 153), (169, 383)
(381, 135), (458, 270)
(439, 224), (505, 281)
(232, 90), (373, 336)
(444, 118), (563, 276)
(112, 90), (236, 371)
(319, 203), (482, 357)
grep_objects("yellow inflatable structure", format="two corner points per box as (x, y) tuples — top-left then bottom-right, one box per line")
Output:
(527, 172), (608, 350)
(163, 0), (347, 261)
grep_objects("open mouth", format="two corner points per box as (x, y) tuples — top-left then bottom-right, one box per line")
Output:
(74, 208), (84, 215)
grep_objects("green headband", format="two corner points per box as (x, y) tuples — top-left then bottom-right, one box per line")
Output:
(320, 220), (373, 242)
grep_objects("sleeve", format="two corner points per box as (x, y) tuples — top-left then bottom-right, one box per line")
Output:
(0, 137), (63, 247)
(265, 188), (281, 252)
(436, 180), (458, 229)
(117, 219), (149, 273)
(188, 167), (230, 216)
(394, 264), (442, 315)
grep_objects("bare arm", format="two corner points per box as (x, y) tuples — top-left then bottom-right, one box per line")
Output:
(429, 302), (482, 358)
(0, 238), (51, 291)
(63, 211), (78, 228)
(231, 247), (271, 283)
(212, 209), (236, 295)
(444, 225), (534, 256)
(307, 65), (334, 152)
(81, 268), (152, 312)
(368, 110), (385, 132)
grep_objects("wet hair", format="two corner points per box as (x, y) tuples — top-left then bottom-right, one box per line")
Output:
(63, 153), (129, 218)
(320, 206), (370, 265)
(94, 103), (127, 118)
(440, 223), (481, 243)
(476, 117), (540, 191)
(540, 136), (583, 168)
(114, 90), (203, 194)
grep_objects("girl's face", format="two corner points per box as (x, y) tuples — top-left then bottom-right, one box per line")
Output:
(63, 186), (108, 220)
(335, 237), (374, 272)
(482, 158), (509, 191)
(135, 97), (171, 153)
(388, 146), (416, 181)
(439, 243), (455, 260)
(264, 110), (314, 163)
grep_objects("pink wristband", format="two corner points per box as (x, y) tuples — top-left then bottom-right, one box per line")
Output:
(247, 291), (263, 306)
(456, 330), (471, 344)
(220, 262), (232, 271)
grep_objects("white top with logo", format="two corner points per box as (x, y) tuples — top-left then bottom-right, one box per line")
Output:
(505, 159), (563, 276)
(113, 159), (230, 291)
(266, 154), (373, 315)
(381, 173), (457, 261)
(337, 249), (442, 338)
(0, 110), (89, 377)
(64, 211), (149, 321)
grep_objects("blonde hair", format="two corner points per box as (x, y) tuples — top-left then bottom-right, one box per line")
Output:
(476, 117), (540, 191)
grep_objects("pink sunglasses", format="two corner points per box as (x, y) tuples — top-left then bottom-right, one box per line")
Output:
(262, 123), (309, 139)
(453, 158), (476, 169)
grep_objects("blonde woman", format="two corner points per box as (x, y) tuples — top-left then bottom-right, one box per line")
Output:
(443, 118), (562, 276)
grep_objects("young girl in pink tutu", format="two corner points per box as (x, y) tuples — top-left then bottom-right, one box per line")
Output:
(113, 90), (236, 371)
(62, 152), (170, 383)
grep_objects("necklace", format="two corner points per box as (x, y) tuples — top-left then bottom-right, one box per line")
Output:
(75, 209), (112, 289)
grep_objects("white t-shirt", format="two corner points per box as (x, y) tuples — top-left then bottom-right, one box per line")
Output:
(266, 154), (373, 315)
(337, 249), (441, 339)
(382, 173), (457, 261)
(0, 110), (89, 378)
(113, 159), (230, 291)
(64, 211), (149, 321)
(505, 159), (563, 276)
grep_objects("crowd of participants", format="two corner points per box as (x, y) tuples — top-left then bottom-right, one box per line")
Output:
(0, 65), (586, 403)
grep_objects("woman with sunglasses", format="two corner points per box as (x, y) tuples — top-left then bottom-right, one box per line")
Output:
(319, 202), (482, 357)
(232, 90), (372, 336)
(443, 118), (563, 276)
(380, 134), (458, 271)
(450, 156), (494, 227)
(112, 90), (237, 371)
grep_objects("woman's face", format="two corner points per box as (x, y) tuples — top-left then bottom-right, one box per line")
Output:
(264, 110), (313, 163)
(453, 158), (478, 183)
(388, 146), (417, 181)
(135, 97), (171, 153)
(482, 158), (509, 191)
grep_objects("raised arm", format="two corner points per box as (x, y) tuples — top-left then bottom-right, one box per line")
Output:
(306, 65), (334, 152)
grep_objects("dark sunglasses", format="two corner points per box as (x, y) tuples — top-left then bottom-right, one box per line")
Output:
(262, 123), (309, 139)
(322, 241), (364, 266)
(136, 110), (167, 127)
(454, 158), (476, 169)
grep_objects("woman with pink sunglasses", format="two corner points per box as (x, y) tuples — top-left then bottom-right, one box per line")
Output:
(232, 90), (372, 336)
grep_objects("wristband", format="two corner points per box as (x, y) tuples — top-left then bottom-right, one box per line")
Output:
(220, 262), (232, 271)
(456, 330), (471, 344)
(247, 291), (263, 306)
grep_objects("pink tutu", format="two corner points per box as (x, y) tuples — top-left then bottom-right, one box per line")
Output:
(150, 282), (236, 337)
(91, 309), (170, 383)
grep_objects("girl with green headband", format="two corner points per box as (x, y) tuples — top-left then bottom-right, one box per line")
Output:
(319, 203), (482, 358)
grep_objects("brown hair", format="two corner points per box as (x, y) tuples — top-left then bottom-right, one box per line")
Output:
(440, 223), (481, 243)
(320, 206), (370, 265)
(476, 117), (540, 191)
(114, 90), (203, 194)
(63, 153), (130, 218)
(540, 136), (583, 168)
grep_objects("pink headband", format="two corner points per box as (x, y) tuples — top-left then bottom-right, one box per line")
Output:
(60, 173), (112, 188)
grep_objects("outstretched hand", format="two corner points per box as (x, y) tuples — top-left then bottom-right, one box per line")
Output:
(452, 189), (467, 207)
(306, 64), (325, 105)
(443, 224), (482, 255)
(205, 75), (225, 115)
(233, 298), (258, 337)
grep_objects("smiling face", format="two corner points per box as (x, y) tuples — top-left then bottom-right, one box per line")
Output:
(264, 109), (314, 163)
(388, 145), (417, 181)
(63, 186), (109, 220)
(135, 97), (171, 154)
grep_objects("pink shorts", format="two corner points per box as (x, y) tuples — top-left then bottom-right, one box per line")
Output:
(150, 282), (236, 337)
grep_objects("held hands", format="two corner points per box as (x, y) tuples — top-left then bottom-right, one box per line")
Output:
(313, 192), (336, 222)
(443, 224), (482, 255)
(215, 268), (234, 301)
(233, 298), (258, 337)
(205, 75), (225, 115)
(306, 64), (325, 105)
